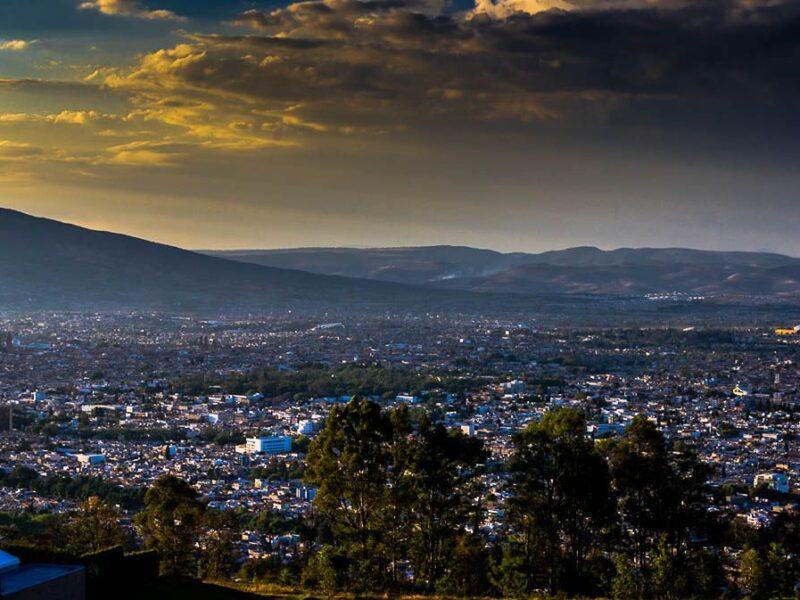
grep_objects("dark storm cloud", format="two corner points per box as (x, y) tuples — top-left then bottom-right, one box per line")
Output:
(103, 0), (800, 147)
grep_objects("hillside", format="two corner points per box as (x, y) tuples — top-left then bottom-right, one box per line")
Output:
(0, 209), (480, 313)
(209, 246), (800, 297)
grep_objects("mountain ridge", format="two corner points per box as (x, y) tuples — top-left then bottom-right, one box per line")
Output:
(3, 207), (800, 316)
(207, 245), (800, 296)
(0, 208), (495, 313)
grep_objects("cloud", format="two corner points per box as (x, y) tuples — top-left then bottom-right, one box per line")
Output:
(0, 110), (115, 124)
(103, 143), (181, 166)
(0, 140), (45, 159)
(79, 0), (185, 21)
(90, 0), (799, 153)
(2, 0), (798, 178)
(469, 0), (570, 19)
(0, 40), (35, 51)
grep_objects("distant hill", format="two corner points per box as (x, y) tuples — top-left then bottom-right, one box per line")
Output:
(0, 209), (488, 313)
(209, 246), (800, 297)
(3, 207), (799, 317)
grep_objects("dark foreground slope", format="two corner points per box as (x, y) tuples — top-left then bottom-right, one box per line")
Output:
(0, 209), (489, 313)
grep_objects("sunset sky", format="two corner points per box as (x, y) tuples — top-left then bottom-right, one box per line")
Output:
(1, 0), (798, 253)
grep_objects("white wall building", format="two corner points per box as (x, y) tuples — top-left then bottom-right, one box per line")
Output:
(245, 436), (292, 455)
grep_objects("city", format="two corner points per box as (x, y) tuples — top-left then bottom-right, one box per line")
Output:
(2, 0), (800, 597)
(1, 311), (800, 597)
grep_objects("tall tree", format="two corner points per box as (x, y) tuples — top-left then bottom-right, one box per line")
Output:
(382, 403), (415, 588)
(67, 497), (127, 554)
(304, 397), (393, 590)
(135, 475), (204, 576)
(198, 509), (237, 580)
(507, 407), (615, 595)
(408, 417), (487, 591)
(609, 415), (713, 597)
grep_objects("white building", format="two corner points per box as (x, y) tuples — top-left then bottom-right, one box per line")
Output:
(245, 436), (292, 455)
(502, 380), (526, 395)
(297, 420), (316, 435)
(76, 453), (106, 466)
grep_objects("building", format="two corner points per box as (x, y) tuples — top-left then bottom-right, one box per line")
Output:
(502, 380), (526, 394)
(775, 325), (800, 335)
(0, 551), (85, 600)
(244, 436), (292, 455)
(76, 453), (106, 466)
(754, 472), (790, 494)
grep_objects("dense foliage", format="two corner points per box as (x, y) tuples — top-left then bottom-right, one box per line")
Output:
(5, 399), (800, 598)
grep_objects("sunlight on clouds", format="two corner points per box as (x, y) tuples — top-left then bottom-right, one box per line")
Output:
(0, 110), (116, 125)
(470, 0), (572, 18)
(79, 0), (185, 21)
(0, 40), (34, 51)
(0, 140), (43, 159)
(0, 0), (795, 258)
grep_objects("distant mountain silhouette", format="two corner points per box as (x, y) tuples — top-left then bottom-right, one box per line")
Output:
(3, 207), (799, 316)
(0, 209), (478, 313)
(210, 245), (800, 297)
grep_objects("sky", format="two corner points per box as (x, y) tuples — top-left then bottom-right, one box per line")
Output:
(0, 0), (798, 253)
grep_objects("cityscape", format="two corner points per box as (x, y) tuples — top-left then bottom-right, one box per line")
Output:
(2, 0), (800, 598)
(1, 308), (800, 598)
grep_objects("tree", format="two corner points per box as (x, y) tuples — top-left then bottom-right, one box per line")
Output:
(67, 497), (126, 554)
(507, 407), (615, 595)
(740, 548), (769, 600)
(198, 510), (237, 580)
(304, 397), (393, 590)
(610, 416), (709, 571)
(382, 403), (414, 588)
(609, 416), (716, 598)
(436, 534), (491, 596)
(135, 475), (204, 576)
(490, 545), (529, 599)
(407, 417), (487, 591)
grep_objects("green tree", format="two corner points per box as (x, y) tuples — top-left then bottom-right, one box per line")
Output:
(507, 407), (615, 594)
(740, 548), (769, 600)
(407, 417), (487, 591)
(436, 534), (491, 596)
(304, 397), (393, 590)
(198, 510), (237, 580)
(382, 403), (414, 588)
(67, 497), (126, 554)
(490, 545), (529, 599)
(610, 415), (709, 572)
(135, 475), (204, 576)
(611, 554), (645, 600)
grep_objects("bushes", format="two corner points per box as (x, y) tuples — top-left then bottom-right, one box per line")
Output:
(0, 540), (77, 564)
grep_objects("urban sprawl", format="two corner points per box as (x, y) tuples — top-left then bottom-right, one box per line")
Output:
(1, 312), (800, 596)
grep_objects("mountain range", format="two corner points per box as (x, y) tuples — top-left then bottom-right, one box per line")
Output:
(2, 207), (800, 316)
(0, 208), (460, 313)
(209, 246), (800, 297)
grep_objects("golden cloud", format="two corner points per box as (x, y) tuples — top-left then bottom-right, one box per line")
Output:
(79, 0), (185, 21)
(0, 40), (34, 51)
(0, 110), (115, 125)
